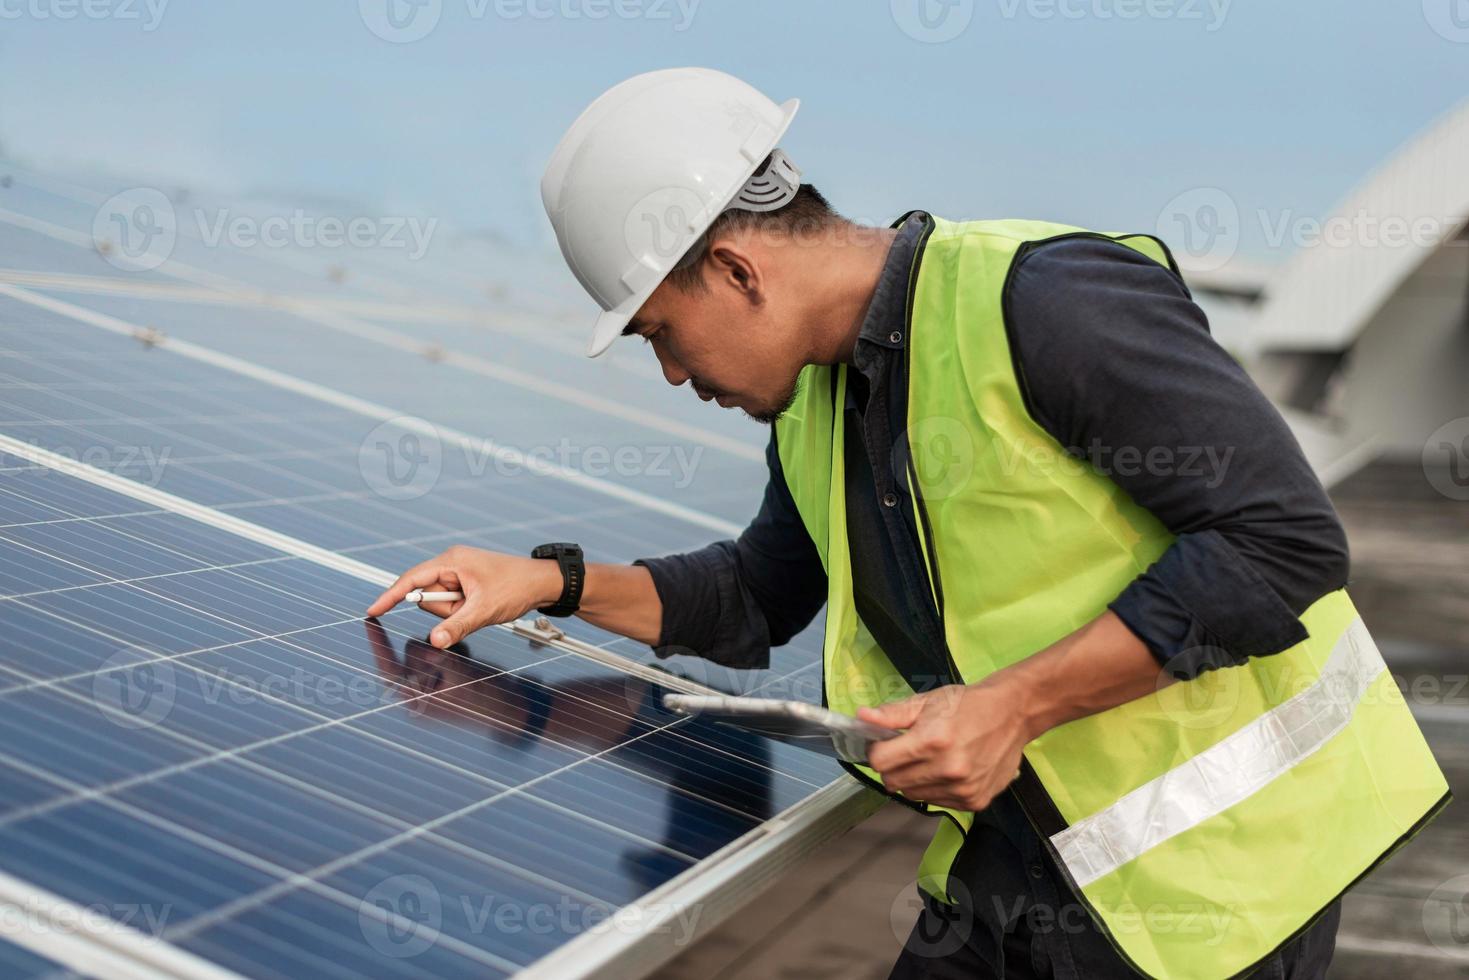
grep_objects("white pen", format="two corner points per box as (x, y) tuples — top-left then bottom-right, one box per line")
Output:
(404, 590), (465, 604)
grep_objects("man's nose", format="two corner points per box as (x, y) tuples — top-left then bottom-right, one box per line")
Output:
(655, 346), (690, 387)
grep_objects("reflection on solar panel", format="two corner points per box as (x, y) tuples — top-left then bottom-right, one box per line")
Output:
(0, 168), (867, 977)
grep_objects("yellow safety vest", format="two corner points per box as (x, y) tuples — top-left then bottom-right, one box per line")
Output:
(772, 214), (1450, 979)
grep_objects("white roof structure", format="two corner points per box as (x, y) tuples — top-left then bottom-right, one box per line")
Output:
(1247, 97), (1469, 351)
(1184, 97), (1469, 478)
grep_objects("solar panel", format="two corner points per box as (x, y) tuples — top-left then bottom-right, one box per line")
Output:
(0, 167), (863, 976)
(1, 168), (765, 521)
(0, 456), (841, 977)
(0, 294), (723, 548)
(0, 214), (174, 287)
(26, 292), (761, 518)
(8, 164), (581, 317)
(0, 292), (826, 700)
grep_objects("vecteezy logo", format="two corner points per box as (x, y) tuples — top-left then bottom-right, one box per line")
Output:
(890, 0), (975, 43)
(92, 188), (177, 272)
(1156, 655), (1244, 731)
(92, 652), (176, 730)
(889, 875), (974, 958)
(1156, 187), (1240, 272)
(359, 0), (442, 43)
(1423, 0), (1469, 43)
(624, 186), (708, 275)
(893, 415), (975, 500)
(1423, 873), (1469, 953)
(1423, 417), (1469, 501)
(632, 655), (718, 714)
(360, 874), (442, 957)
(358, 418), (444, 501)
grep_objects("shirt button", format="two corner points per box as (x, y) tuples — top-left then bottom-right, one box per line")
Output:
(888, 330), (903, 344)
(881, 492), (898, 508)
(1029, 863), (1045, 879)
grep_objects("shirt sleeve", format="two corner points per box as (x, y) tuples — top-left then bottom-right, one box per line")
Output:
(633, 431), (828, 669)
(1006, 236), (1351, 680)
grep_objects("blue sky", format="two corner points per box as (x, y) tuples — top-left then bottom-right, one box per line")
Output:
(3, 0), (1468, 263)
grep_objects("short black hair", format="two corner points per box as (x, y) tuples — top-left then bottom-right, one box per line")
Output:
(661, 158), (844, 295)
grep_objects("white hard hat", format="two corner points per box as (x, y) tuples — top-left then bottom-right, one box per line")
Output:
(541, 68), (801, 357)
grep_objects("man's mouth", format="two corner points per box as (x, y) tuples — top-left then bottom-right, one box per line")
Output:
(692, 379), (741, 408)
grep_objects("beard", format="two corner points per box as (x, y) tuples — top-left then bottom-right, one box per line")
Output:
(744, 371), (803, 425)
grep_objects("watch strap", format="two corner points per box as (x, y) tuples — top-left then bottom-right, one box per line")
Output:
(532, 542), (584, 617)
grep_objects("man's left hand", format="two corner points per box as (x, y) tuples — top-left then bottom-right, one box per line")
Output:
(858, 679), (1033, 812)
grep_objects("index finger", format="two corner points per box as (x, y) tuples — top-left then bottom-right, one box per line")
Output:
(366, 563), (456, 617)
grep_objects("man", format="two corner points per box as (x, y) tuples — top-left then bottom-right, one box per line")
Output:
(368, 69), (1449, 979)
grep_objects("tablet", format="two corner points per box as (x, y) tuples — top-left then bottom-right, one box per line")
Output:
(662, 693), (900, 764)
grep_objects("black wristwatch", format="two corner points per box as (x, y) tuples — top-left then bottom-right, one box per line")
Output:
(531, 542), (585, 617)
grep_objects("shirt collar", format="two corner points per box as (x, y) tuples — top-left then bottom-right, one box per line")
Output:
(856, 211), (930, 353)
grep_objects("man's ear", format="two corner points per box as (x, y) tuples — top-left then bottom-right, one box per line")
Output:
(708, 240), (761, 298)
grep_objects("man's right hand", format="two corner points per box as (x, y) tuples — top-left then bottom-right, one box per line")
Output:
(365, 546), (565, 649)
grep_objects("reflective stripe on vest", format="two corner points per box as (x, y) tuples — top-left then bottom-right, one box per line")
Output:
(772, 214), (1451, 980)
(1053, 615), (1385, 887)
